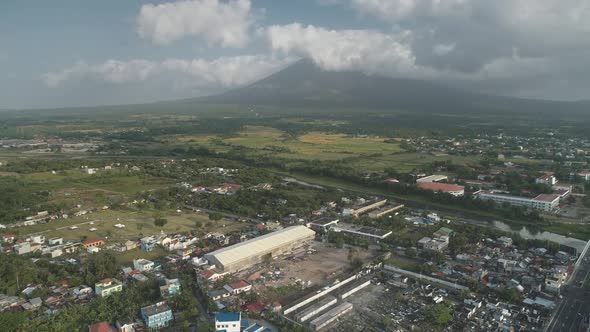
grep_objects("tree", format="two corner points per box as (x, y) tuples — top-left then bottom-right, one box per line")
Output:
(154, 217), (168, 227)
(208, 212), (223, 221)
(500, 287), (520, 303)
(425, 304), (452, 325)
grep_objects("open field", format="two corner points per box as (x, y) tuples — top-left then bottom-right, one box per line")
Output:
(16, 169), (175, 207)
(18, 209), (249, 243)
(347, 152), (482, 173)
(161, 126), (404, 161)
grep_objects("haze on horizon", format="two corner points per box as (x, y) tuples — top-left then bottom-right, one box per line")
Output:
(1, 0), (590, 109)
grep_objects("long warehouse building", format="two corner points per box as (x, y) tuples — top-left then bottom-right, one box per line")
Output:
(205, 226), (316, 273)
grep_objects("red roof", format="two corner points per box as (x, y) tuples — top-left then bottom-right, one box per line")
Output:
(417, 182), (464, 193)
(200, 270), (216, 280)
(229, 280), (250, 289)
(98, 278), (112, 284)
(246, 302), (265, 313)
(81, 238), (105, 245)
(533, 194), (560, 202)
(89, 322), (116, 332)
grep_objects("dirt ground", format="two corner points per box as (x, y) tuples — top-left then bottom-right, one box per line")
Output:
(270, 242), (376, 287)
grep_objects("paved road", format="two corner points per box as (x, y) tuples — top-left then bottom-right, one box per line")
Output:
(546, 243), (590, 332)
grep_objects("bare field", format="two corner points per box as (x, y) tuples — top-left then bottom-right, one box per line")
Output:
(261, 242), (377, 288)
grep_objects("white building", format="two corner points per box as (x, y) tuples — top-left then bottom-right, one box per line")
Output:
(133, 259), (155, 272)
(475, 191), (560, 212)
(535, 173), (557, 186)
(214, 312), (241, 332)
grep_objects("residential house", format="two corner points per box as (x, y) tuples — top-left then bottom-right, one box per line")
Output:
(88, 322), (117, 332)
(13, 242), (31, 255)
(140, 302), (173, 330)
(95, 278), (123, 297)
(159, 278), (181, 298)
(115, 321), (137, 332)
(140, 237), (157, 252)
(214, 312), (241, 332)
(48, 237), (63, 246)
(125, 240), (137, 251)
(536, 173), (557, 186)
(1, 234), (16, 244)
(198, 269), (228, 284)
(82, 238), (105, 250)
(133, 259), (155, 273)
(223, 280), (252, 295)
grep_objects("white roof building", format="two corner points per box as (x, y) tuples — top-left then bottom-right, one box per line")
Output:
(204, 226), (315, 272)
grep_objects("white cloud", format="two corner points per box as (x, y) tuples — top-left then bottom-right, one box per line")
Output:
(137, 0), (255, 47)
(433, 43), (455, 56)
(265, 23), (434, 78)
(43, 55), (291, 90)
(350, 0), (469, 20)
(349, 0), (590, 54)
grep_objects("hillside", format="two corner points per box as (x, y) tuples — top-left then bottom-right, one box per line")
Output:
(195, 60), (587, 117)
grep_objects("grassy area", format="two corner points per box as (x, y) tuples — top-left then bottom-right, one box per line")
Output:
(18, 209), (250, 242)
(165, 126), (404, 161)
(114, 246), (168, 265)
(348, 153), (482, 173)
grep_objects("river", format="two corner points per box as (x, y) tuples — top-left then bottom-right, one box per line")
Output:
(488, 220), (588, 253)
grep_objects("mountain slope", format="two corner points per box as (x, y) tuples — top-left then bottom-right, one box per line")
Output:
(196, 60), (587, 116)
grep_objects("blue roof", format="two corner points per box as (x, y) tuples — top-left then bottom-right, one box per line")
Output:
(215, 312), (241, 323)
(241, 320), (250, 328)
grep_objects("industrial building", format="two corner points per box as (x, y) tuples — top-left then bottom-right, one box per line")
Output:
(416, 174), (448, 183)
(475, 190), (560, 212)
(368, 204), (404, 218)
(295, 296), (337, 322)
(333, 224), (392, 242)
(309, 302), (354, 331)
(343, 199), (387, 217)
(307, 217), (339, 231)
(417, 182), (465, 197)
(204, 226), (316, 273)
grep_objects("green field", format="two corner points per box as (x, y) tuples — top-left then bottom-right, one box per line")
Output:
(18, 209), (249, 243)
(162, 126), (404, 161)
(15, 169), (174, 208)
(347, 153), (482, 173)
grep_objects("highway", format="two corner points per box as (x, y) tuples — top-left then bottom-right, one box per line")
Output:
(546, 241), (590, 332)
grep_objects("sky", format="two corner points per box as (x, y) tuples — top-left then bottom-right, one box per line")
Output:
(1, 0), (590, 109)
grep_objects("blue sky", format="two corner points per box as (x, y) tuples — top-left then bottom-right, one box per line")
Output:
(1, 0), (589, 109)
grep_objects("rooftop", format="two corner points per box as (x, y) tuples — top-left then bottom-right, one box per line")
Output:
(533, 194), (560, 202)
(309, 217), (339, 226)
(81, 238), (105, 245)
(417, 182), (464, 192)
(229, 280), (250, 289)
(141, 302), (171, 317)
(215, 311), (241, 322)
(205, 226), (315, 268)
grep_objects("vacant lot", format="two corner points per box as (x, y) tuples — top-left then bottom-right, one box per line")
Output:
(268, 242), (376, 287)
(19, 209), (248, 242)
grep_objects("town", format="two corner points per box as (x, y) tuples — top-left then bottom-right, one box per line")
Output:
(0, 153), (589, 332)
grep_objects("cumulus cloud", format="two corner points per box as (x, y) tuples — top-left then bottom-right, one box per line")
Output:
(342, 0), (590, 75)
(43, 55), (291, 90)
(137, 0), (255, 47)
(265, 23), (435, 78)
(263, 22), (574, 89)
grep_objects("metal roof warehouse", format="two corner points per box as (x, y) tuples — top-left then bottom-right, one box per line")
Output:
(204, 226), (315, 272)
